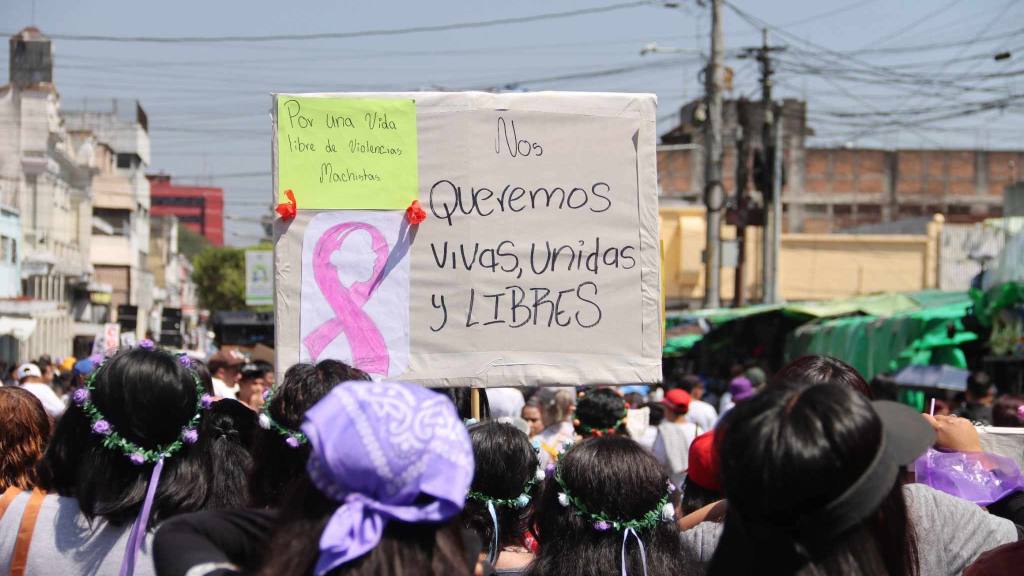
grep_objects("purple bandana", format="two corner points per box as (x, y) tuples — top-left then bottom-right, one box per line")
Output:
(302, 382), (474, 576)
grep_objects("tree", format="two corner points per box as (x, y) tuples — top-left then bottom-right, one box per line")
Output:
(192, 246), (246, 311)
(179, 225), (212, 261)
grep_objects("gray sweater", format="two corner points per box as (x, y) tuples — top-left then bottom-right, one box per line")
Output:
(679, 483), (1019, 576)
(0, 492), (155, 576)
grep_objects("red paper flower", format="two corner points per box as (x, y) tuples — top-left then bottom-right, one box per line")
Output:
(406, 200), (427, 225)
(276, 189), (297, 221)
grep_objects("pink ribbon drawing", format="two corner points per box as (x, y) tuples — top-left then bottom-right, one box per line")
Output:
(303, 222), (390, 374)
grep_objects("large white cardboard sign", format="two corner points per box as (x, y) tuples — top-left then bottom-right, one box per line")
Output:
(274, 92), (661, 387)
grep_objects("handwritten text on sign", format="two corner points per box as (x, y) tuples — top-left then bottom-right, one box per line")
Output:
(409, 110), (643, 356)
(276, 96), (418, 209)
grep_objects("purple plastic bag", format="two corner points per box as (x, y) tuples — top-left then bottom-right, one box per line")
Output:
(914, 448), (1024, 506)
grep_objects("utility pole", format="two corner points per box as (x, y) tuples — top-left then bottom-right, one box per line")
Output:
(733, 101), (750, 308)
(769, 113), (783, 304)
(702, 0), (725, 309)
(743, 28), (785, 303)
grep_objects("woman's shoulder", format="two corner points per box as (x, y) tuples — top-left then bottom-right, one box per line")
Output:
(678, 521), (723, 576)
(1, 492), (150, 576)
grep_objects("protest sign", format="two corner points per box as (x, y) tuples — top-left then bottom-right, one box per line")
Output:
(274, 92), (661, 387)
(92, 322), (120, 356)
(245, 250), (274, 306)
(276, 96), (418, 209)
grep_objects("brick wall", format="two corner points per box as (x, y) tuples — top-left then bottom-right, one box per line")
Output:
(658, 146), (1022, 232)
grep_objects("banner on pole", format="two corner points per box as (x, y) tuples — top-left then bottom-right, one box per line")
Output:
(245, 250), (274, 306)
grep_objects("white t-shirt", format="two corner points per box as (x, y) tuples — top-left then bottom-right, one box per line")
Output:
(653, 420), (702, 488)
(686, 399), (718, 431)
(211, 377), (239, 400)
(20, 382), (66, 418)
(718, 392), (734, 415)
(535, 421), (575, 467)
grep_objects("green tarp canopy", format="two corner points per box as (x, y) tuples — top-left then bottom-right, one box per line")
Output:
(784, 294), (976, 380)
(663, 333), (703, 355)
(663, 291), (976, 372)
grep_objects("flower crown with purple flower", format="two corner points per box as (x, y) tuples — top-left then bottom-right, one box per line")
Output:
(73, 339), (209, 465)
(553, 442), (675, 532)
(258, 386), (307, 448)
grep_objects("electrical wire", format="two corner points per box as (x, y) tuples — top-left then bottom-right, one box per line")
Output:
(2, 1), (654, 43)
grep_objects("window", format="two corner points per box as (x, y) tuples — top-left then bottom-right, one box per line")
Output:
(153, 196), (204, 207)
(94, 208), (132, 236)
(116, 154), (133, 169)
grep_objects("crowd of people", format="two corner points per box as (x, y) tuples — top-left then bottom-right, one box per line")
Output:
(1, 342), (1024, 575)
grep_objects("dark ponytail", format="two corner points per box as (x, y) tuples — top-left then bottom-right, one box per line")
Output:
(249, 360), (369, 507)
(198, 399), (257, 510)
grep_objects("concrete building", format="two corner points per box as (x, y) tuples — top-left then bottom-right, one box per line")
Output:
(148, 174), (224, 246)
(64, 99), (154, 339)
(658, 98), (1021, 233)
(149, 215), (198, 347)
(0, 27), (95, 363)
(660, 202), (945, 306)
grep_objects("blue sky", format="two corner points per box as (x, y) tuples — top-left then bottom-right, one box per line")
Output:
(2, 0), (1022, 245)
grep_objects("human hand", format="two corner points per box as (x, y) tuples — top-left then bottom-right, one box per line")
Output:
(922, 413), (982, 453)
(677, 499), (728, 531)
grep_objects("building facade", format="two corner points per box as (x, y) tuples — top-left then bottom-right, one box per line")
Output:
(658, 98), (1020, 233)
(149, 215), (198, 347)
(0, 27), (94, 362)
(64, 99), (154, 339)
(148, 174), (224, 247)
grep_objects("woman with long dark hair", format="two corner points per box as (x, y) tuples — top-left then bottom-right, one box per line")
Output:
(248, 360), (368, 507)
(680, 355), (1021, 576)
(153, 381), (479, 576)
(525, 435), (682, 576)
(709, 382), (930, 575)
(0, 344), (214, 576)
(461, 421), (542, 574)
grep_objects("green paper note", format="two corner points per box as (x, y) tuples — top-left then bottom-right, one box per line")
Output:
(276, 96), (418, 209)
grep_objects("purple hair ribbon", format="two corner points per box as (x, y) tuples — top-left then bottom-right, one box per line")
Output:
(118, 457), (165, 576)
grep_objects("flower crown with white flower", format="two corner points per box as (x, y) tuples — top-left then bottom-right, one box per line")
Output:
(554, 442), (676, 532)
(467, 439), (544, 509)
(73, 339), (208, 465)
(259, 386), (307, 448)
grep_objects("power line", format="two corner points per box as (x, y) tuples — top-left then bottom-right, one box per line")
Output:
(3, 1), (654, 43)
(483, 56), (696, 89)
(777, 0), (881, 28)
(837, 27), (1024, 56)
(863, 0), (964, 48)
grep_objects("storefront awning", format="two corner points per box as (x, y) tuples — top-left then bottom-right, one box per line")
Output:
(0, 317), (36, 341)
